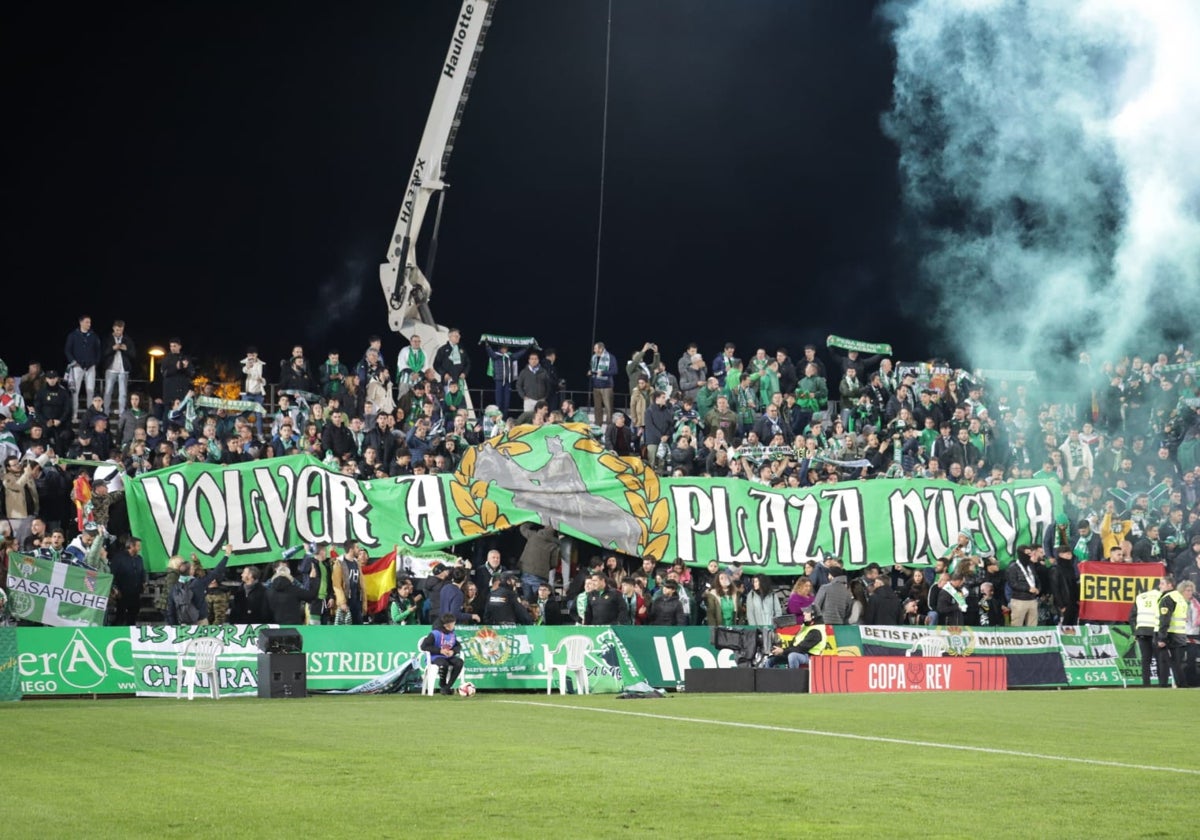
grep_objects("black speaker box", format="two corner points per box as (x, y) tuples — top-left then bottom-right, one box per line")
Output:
(684, 668), (755, 693)
(257, 653), (307, 698)
(755, 667), (809, 693)
(257, 627), (304, 654)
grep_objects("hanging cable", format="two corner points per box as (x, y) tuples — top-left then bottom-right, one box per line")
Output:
(590, 0), (613, 350)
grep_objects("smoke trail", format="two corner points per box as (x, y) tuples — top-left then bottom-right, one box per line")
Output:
(883, 0), (1200, 383)
(309, 258), (367, 340)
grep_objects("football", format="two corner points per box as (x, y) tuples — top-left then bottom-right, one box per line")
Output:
(457, 682), (477, 697)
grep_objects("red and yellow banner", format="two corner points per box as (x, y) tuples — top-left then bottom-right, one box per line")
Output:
(1078, 561), (1162, 622)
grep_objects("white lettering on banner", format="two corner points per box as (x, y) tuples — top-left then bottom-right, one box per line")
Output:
(8, 578), (109, 610)
(711, 487), (752, 563)
(869, 662), (906, 689)
(253, 465), (296, 546)
(226, 469), (268, 552)
(141, 464), (382, 556)
(652, 633), (737, 682)
(141, 471), (189, 555)
(186, 473), (227, 555)
(671, 486), (713, 563)
(887, 484), (1055, 565)
(403, 475), (450, 546)
(823, 487), (865, 567)
(927, 663), (951, 689)
(1014, 486), (1055, 544)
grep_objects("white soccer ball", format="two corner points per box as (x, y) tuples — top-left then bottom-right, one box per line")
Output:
(457, 681), (477, 697)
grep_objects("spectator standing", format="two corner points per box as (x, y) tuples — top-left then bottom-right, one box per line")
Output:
(100, 320), (136, 416)
(229, 565), (272, 624)
(64, 315), (102, 415)
(813, 571), (853, 624)
(161, 338), (193, 409)
(433, 328), (471, 391)
(515, 352), (553, 415)
(1006, 545), (1042, 627)
(585, 571), (628, 625)
(588, 341), (618, 427)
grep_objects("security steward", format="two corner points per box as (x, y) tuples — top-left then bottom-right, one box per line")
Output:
(482, 574), (532, 625)
(1130, 576), (1171, 687)
(767, 611), (826, 669)
(1157, 578), (1195, 688)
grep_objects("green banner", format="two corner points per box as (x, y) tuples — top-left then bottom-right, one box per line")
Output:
(5, 552), (113, 626)
(125, 624), (640, 696)
(612, 626), (741, 687)
(0, 627), (20, 701)
(195, 395), (266, 415)
(1057, 625), (1126, 687)
(131, 624), (266, 697)
(13, 627), (135, 694)
(126, 425), (1061, 573)
(827, 335), (892, 355)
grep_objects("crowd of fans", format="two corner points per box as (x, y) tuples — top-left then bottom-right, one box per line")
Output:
(2, 318), (1199, 673)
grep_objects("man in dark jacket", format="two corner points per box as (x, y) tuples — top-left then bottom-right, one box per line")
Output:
(643, 391), (675, 473)
(108, 535), (146, 626)
(161, 338), (194, 409)
(439, 567), (479, 624)
(862, 577), (902, 625)
(34, 371), (73, 451)
(518, 523), (560, 601)
(483, 574), (532, 625)
(320, 411), (355, 460)
(936, 574), (968, 626)
(64, 314), (102, 413)
(1048, 544), (1079, 625)
(648, 580), (687, 625)
(515, 352), (553, 415)
(229, 565), (273, 624)
(585, 572), (629, 625)
(265, 556), (319, 625)
(421, 562), (451, 623)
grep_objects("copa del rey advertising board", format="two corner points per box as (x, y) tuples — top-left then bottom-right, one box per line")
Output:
(809, 656), (1008, 694)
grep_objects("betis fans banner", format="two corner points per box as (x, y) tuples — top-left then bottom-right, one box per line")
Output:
(1078, 561), (1162, 622)
(127, 425), (1061, 573)
(5, 551), (112, 626)
(1057, 625), (1126, 687)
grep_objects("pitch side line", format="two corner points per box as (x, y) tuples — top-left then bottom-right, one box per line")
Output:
(498, 701), (1200, 776)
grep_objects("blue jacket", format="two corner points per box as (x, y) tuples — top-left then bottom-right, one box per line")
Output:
(420, 627), (461, 662)
(439, 582), (474, 623)
(65, 329), (102, 369)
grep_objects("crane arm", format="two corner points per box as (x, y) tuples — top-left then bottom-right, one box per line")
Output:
(380, 0), (498, 341)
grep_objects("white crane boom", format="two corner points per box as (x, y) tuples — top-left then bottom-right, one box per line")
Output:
(380, 0), (498, 364)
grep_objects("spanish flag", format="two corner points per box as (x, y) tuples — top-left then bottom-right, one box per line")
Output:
(72, 473), (93, 532)
(362, 547), (398, 615)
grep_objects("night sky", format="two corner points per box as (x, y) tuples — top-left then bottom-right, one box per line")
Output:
(6, 0), (918, 386)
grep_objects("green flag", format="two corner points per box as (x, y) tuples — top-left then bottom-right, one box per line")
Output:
(5, 552), (112, 626)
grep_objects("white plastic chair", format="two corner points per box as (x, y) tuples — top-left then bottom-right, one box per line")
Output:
(545, 635), (593, 695)
(176, 637), (224, 700)
(418, 651), (440, 696)
(906, 633), (948, 658)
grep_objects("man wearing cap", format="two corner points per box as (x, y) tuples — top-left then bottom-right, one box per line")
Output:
(585, 571), (628, 625)
(420, 562), (452, 623)
(1156, 577), (1194, 688)
(483, 574), (532, 625)
(1048, 543), (1080, 625)
(1129, 576), (1172, 687)
(34, 371), (73, 451)
(647, 579), (687, 625)
(767, 611), (827, 668)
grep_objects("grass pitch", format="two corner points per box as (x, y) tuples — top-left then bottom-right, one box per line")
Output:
(2, 689), (1194, 838)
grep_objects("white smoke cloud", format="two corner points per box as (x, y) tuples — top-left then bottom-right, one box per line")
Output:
(883, 0), (1200, 379)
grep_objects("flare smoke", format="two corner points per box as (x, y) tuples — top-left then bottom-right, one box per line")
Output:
(883, 0), (1200, 380)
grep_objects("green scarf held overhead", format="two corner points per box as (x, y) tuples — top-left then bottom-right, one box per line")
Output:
(827, 335), (892, 355)
(480, 334), (538, 377)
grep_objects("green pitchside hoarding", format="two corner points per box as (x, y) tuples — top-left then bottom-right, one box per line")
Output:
(127, 424), (1061, 572)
